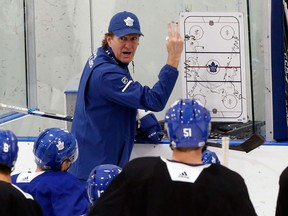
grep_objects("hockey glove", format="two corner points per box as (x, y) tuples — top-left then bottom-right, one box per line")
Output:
(202, 149), (221, 164)
(138, 112), (164, 144)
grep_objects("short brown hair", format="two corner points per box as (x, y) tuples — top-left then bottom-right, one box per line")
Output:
(102, 32), (114, 48)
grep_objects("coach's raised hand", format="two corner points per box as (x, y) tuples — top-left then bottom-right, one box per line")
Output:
(166, 22), (184, 68)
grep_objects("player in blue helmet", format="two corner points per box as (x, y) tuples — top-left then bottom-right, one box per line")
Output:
(87, 164), (122, 206)
(0, 130), (18, 169)
(0, 130), (43, 216)
(87, 99), (256, 216)
(33, 128), (78, 171)
(12, 128), (89, 216)
(165, 98), (211, 149)
(165, 99), (220, 164)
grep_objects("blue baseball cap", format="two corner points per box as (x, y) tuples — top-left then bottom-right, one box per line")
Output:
(108, 11), (144, 37)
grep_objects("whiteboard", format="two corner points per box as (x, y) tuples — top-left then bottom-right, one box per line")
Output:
(180, 12), (247, 122)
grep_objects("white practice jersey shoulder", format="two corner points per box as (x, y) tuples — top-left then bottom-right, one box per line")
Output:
(161, 157), (211, 183)
(15, 171), (45, 183)
(12, 184), (34, 200)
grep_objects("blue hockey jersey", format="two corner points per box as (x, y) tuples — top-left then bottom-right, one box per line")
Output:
(12, 171), (89, 216)
(69, 46), (179, 181)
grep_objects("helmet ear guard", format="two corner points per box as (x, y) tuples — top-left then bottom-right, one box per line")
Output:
(165, 99), (211, 148)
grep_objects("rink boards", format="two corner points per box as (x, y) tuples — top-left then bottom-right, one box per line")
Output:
(14, 139), (288, 216)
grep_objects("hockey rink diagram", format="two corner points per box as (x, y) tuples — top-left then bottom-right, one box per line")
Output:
(180, 12), (247, 122)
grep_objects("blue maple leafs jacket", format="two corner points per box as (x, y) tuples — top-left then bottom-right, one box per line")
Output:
(69, 46), (178, 180)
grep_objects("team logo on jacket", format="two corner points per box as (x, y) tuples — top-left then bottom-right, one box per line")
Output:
(88, 51), (97, 68)
(121, 76), (129, 84)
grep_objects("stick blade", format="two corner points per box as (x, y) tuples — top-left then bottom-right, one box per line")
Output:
(238, 133), (265, 153)
(206, 133), (265, 153)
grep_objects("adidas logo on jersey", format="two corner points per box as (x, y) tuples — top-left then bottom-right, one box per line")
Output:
(178, 171), (189, 179)
(20, 176), (30, 182)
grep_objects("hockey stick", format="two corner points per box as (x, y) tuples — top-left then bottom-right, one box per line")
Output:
(206, 133), (265, 153)
(0, 103), (73, 122)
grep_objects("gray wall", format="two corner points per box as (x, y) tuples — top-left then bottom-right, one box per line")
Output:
(0, 0), (270, 138)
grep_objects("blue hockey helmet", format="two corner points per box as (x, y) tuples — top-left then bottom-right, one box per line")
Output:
(0, 130), (18, 168)
(33, 128), (78, 170)
(87, 164), (122, 204)
(165, 98), (211, 148)
(202, 149), (220, 164)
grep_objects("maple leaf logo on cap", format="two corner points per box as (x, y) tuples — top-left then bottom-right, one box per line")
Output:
(124, 17), (134, 27)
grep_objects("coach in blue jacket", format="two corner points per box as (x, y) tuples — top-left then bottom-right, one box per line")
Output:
(69, 11), (183, 181)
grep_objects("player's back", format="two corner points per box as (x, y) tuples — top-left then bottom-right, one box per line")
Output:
(131, 157), (255, 215)
(91, 156), (257, 216)
(12, 171), (89, 216)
